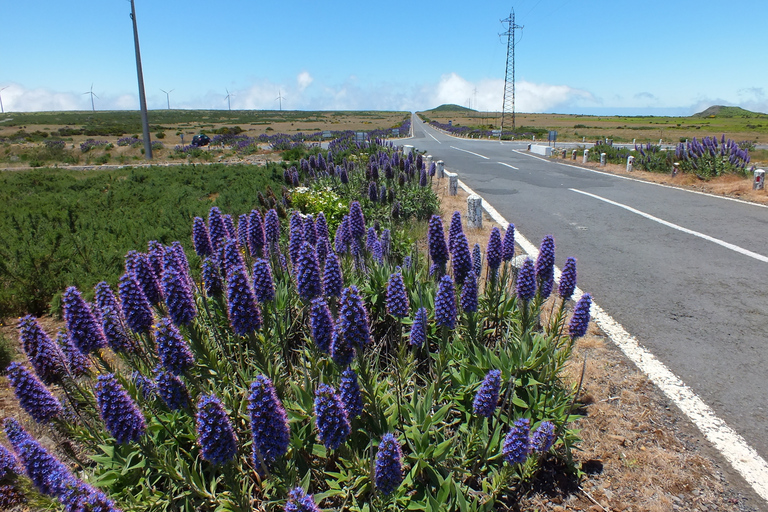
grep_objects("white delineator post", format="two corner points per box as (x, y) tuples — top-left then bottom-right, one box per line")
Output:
(437, 160), (445, 178)
(583, 149), (589, 164)
(571, 149), (577, 160)
(426, 155), (433, 169)
(627, 155), (635, 172)
(445, 171), (458, 196)
(754, 168), (765, 190)
(404, 145), (413, 156)
(467, 194), (483, 229)
(600, 153), (606, 166)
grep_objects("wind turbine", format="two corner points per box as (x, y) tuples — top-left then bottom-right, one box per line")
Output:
(83, 84), (98, 111)
(224, 88), (232, 111)
(160, 88), (174, 110)
(276, 90), (285, 111)
(0, 86), (8, 114)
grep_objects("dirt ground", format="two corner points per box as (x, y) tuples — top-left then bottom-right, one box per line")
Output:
(434, 179), (762, 511)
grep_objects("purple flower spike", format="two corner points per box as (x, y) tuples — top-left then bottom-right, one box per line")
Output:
(428, 215), (449, 268)
(366, 227), (379, 254)
(451, 232), (473, 286)
(368, 181), (378, 202)
(531, 421), (556, 453)
(460, 270), (478, 313)
(248, 209), (266, 258)
(0, 443), (20, 481)
(162, 250), (197, 326)
(339, 367), (363, 418)
(96, 374), (146, 444)
(502, 224), (516, 261)
(349, 201), (366, 240)
(516, 258), (536, 302)
(55, 330), (90, 377)
(155, 369), (190, 411)
(252, 258), (276, 302)
(386, 272), (410, 318)
(435, 275), (457, 329)
(540, 274), (554, 300)
(289, 213), (306, 268)
(155, 317), (194, 375)
(568, 293), (592, 340)
(223, 214), (236, 240)
(375, 433), (404, 495)
(202, 257), (223, 296)
(196, 394), (238, 466)
(314, 383), (351, 450)
(486, 227), (503, 273)
(101, 305), (134, 353)
(323, 251), (343, 298)
(315, 212), (330, 243)
(226, 264), (262, 336)
(472, 243), (482, 278)
(148, 240), (165, 278)
(380, 229), (391, 256)
(249, 375), (290, 470)
(503, 418), (531, 465)
(285, 487), (322, 512)
(448, 211), (463, 253)
(208, 206), (227, 252)
(419, 168), (428, 187)
(558, 257), (577, 300)
(6, 362), (62, 424)
(334, 216), (350, 254)
(94, 281), (120, 313)
(119, 273), (154, 333)
(310, 298), (334, 353)
(297, 242), (323, 302)
(222, 238), (245, 278)
(17, 315), (66, 385)
(473, 369), (501, 418)
(304, 214), (317, 246)
(336, 285), (371, 350)
(535, 235), (556, 291)
(265, 209), (280, 248)
(192, 216), (213, 258)
(63, 286), (108, 354)
(410, 307), (428, 347)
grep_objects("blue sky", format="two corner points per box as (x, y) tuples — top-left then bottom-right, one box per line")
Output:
(2, 0), (767, 115)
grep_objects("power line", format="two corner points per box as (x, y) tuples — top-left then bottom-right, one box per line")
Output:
(500, 8), (523, 137)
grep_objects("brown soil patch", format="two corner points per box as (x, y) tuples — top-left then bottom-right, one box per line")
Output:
(434, 179), (760, 511)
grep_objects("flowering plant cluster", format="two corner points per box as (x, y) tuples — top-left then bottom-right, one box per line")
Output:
(1, 143), (590, 511)
(80, 139), (111, 152)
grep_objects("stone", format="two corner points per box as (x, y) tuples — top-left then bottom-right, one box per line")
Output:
(467, 195), (483, 229)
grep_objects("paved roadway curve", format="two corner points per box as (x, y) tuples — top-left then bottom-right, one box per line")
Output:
(401, 114), (768, 495)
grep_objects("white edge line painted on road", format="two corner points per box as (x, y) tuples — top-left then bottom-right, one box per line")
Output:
(457, 178), (768, 503)
(571, 188), (768, 263)
(450, 146), (489, 160)
(498, 162), (519, 170)
(512, 149), (768, 210)
(425, 131), (441, 144)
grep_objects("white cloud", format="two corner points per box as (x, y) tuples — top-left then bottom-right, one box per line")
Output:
(297, 71), (313, 91)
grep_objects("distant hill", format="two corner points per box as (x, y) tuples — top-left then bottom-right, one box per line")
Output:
(692, 105), (766, 118)
(427, 104), (477, 113)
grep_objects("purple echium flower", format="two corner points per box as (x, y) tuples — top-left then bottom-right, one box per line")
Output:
(192, 216), (213, 258)
(237, 214), (249, 250)
(0, 485), (26, 509)
(531, 421), (556, 453)
(502, 224), (516, 261)
(148, 240), (165, 277)
(375, 433), (404, 495)
(558, 257), (578, 300)
(472, 243), (482, 278)
(133, 369), (156, 399)
(202, 257), (223, 296)
(155, 368), (190, 411)
(419, 167), (428, 187)
(248, 209), (266, 258)
(349, 201), (366, 240)
(366, 227), (379, 254)
(309, 298), (334, 353)
(208, 207), (227, 251)
(17, 315), (66, 385)
(296, 242), (323, 302)
(339, 367), (364, 418)
(473, 369), (501, 418)
(304, 214), (317, 246)
(94, 281), (120, 312)
(289, 214), (305, 269)
(428, 215), (449, 268)
(55, 330), (90, 377)
(6, 362), (62, 423)
(448, 211), (463, 253)
(371, 239), (383, 264)
(315, 212), (330, 244)
(0, 443), (19, 481)
(410, 307), (428, 347)
(460, 270), (478, 313)
(4, 418), (75, 499)
(540, 274), (554, 300)
(252, 258), (276, 302)
(535, 235), (556, 297)
(503, 418), (531, 465)
(285, 487), (322, 512)
(435, 275), (457, 329)
(96, 374), (146, 444)
(222, 238), (245, 278)
(368, 181), (378, 202)
(323, 251), (343, 298)
(155, 317), (194, 375)
(339, 167), (349, 184)
(316, 237), (329, 269)
(264, 208), (280, 249)
(63, 286), (108, 354)
(451, 232), (473, 286)
(162, 250), (197, 326)
(226, 263), (262, 336)
(380, 229), (391, 256)
(486, 227), (503, 273)
(119, 273), (154, 333)
(429, 161), (436, 176)
(248, 375), (290, 470)
(569, 293), (592, 340)
(196, 394), (238, 466)
(336, 285), (371, 350)
(516, 258), (537, 302)
(171, 242), (192, 282)
(386, 272), (410, 318)
(133, 253), (163, 304)
(223, 214), (236, 240)
(101, 306), (134, 353)
(314, 383), (351, 450)
(124, 249), (139, 274)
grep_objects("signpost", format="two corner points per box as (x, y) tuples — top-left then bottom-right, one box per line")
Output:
(548, 130), (558, 148)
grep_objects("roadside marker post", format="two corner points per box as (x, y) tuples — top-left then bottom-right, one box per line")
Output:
(627, 155), (634, 172)
(583, 149), (589, 164)
(437, 160), (445, 178)
(600, 153), (606, 166)
(754, 169), (765, 190)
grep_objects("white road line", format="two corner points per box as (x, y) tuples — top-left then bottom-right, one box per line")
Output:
(570, 188), (768, 263)
(512, 149), (768, 210)
(425, 131), (441, 143)
(457, 178), (768, 504)
(450, 146), (489, 159)
(498, 162), (519, 170)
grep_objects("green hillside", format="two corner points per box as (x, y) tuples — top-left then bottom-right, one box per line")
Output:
(692, 105), (767, 118)
(427, 104), (477, 113)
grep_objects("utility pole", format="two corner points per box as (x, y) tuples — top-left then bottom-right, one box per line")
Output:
(500, 8), (523, 139)
(130, 0), (152, 160)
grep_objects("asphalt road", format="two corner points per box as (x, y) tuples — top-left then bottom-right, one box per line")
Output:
(400, 114), (768, 488)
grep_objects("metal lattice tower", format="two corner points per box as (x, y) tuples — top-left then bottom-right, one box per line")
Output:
(500, 9), (523, 137)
